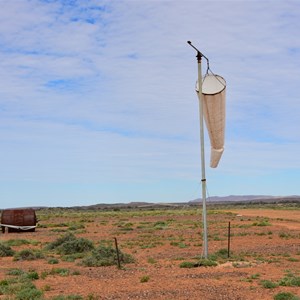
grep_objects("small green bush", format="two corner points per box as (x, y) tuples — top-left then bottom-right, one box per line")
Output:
(197, 259), (218, 267)
(147, 257), (156, 264)
(45, 233), (76, 250)
(68, 223), (85, 231)
(45, 233), (94, 255)
(279, 273), (300, 287)
(215, 248), (230, 259)
(0, 243), (15, 257)
(274, 292), (300, 300)
(179, 261), (195, 268)
(179, 259), (217, 268)
(0, 279), (10, 294)
(260, 280), (278, 289)
(26, 271), (39, 280)
(81, 244), (134, 267)
(6, 268), (25, 276)
(58, 238), (94, 255)
(15, 286), (43, 300)
(140, 275), (150, 283)
(153, 221), (167, 230)
(252, 219), (271, 226)
(0, 275), (43, 300)
(49, 268), (70, 276)
(48, 258), (59, 264)
(61, 253), (85, 262)
(5, 239), (31, 246)
(279, 232), (291, 239)
(14, 249), (44, 261)
(250, 273), (260, 279)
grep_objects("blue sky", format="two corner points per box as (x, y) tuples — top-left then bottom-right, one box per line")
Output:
(0, 0), (299, 208)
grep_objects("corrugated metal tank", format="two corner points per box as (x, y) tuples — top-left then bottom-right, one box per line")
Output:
(1, 209), (37, 233)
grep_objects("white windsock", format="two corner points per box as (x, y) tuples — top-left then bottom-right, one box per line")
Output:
(197, 74), (226, 168)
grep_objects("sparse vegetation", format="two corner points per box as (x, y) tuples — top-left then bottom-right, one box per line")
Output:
(0, 243), (15, 257)
(252, 219), (271, 226)
(180, 259), (217, 268)
(81, 244), (134, 267)
(147, 257), (157, 264)
(140, 275), (150, 283)
(1, 204), (299, 299)
(49, 268), (70, 276)
(260, 279), (278, 289)
(279, 271), (300, 287)
(274, 292), (300, 300)
(0, 269), (43, 299)
(4, 239), (39, 246)
(45, 233), (94, 255)
(48, 257), (59, 264)
(13, 249), (44, 261)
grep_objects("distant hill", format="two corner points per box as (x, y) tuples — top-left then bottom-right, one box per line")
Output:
(1, 195), (300, 210)
(189, 195), (300, 204)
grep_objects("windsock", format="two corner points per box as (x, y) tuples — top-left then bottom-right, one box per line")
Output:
(197, 74), (226, 168)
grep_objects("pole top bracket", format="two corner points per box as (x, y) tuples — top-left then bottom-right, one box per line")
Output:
(187, 41), (209, 64)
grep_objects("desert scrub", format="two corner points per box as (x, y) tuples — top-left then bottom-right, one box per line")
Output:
(0, 243), (15, 257)
(48, 257), (59, 264)
(260, 279), (278, 289)
(14, 249), (44, 261)
(287, 257), (299, 262)
(81, 244), (134, 267)
(214, 248), (230, 259)
(180, 259), (217, 268)
(68, 223), (85, 231)
(6, 268), (25, 276)
(49, 268), (70, 276)
(147, 257), (157, 264)
(274, 292), (300, 300)
(140, 275), (150, 283)
(170, 241), (189, 248)
(199, 248), (231, 262)
(153, 221), (168, 230)
(179, 261), (196, 268)
(4, 239), (39, 246)
(279, 271), (300, 287)
(0, 271), (43, 299)
(250, 273), (260, 279)
(45, 232), (75, 250)
(61, 253), (86, 262)
(8, 269), (40, 280)
(45, 233), (94, 255)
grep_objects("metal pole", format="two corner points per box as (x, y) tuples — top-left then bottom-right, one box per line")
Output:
(114, 237), (121, 269)
(197, 53), (208, 259)
(228, 221), (231, 258)
(187, 41), (209, 259)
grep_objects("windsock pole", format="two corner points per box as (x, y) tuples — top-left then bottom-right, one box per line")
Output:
(187, 41), (208, 259)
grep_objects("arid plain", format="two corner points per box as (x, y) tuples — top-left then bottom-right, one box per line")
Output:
(0, 203), (299, 300)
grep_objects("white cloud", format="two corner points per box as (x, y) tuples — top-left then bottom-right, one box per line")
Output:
(0, 0), (299, 208)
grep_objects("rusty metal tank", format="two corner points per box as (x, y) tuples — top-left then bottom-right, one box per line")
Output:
(1, 209), (37, 233)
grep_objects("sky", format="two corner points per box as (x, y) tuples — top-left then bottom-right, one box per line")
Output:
(0, 0), (300, 209)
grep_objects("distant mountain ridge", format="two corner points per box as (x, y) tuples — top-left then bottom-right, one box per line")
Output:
(189, 195), (300, 203)
(2, 195), (300, 210)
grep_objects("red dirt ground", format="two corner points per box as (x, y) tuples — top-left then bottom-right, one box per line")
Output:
(0, 206), (299, 299)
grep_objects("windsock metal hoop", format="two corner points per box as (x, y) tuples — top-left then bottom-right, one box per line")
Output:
(202, 74), (226, 95)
